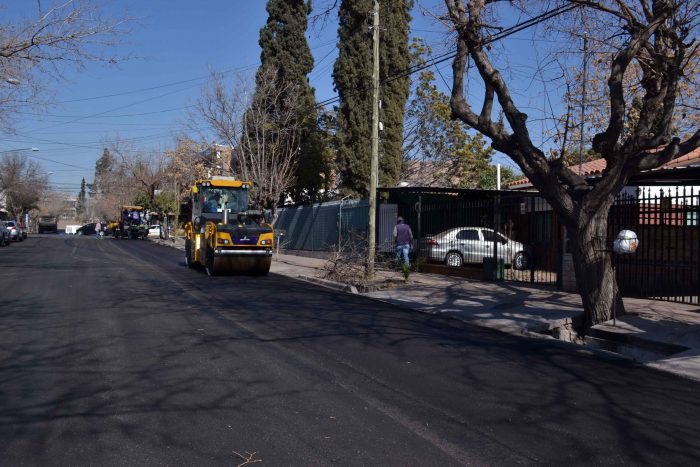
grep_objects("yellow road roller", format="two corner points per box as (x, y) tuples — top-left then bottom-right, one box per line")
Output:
(183, 177), (273, 276)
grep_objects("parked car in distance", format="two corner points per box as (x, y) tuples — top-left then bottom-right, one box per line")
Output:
(4, 220), (23, 242)
(38, 216), (58, 233)
(19, 222), (27, 239)
(76, 223), (98, 236)
(0, 221), (10, 246)
(148, 225), (161, 238)
(424, 227), (530, 270)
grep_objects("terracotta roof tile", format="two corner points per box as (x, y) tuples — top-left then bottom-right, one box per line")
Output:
(661, 146), (700, 169)
(507, 146), (700, 187)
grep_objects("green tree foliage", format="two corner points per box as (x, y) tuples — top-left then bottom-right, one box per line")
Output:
(333, 0), (412, 196)
(91, 148), (114, 196)
(132, 192), (151, 210)
(404, 39), (509, 188)
(154, 190), (179, 215)
(76, 177), (87, 216)
(256, 0), (331, 203)
(286, 116), (336, 203)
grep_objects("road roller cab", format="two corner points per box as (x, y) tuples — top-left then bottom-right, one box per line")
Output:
(184, 177), (273, 275)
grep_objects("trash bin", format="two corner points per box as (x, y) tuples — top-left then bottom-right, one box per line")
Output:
(483, 257), (505, 281)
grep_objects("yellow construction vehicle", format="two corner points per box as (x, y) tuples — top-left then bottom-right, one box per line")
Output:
(183, 177), (273, 275)
(116, 205), (148, 239)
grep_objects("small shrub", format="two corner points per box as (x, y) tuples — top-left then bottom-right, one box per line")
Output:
(400, 263), (411, 281)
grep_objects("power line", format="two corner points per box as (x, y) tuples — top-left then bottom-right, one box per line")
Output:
(37, 40), (338, 106)
(35, 86), (200, 132)
(317, 3), (577, 109)
(26, 154), (93, 170)
(14, 105), (195, 120)
(25, 41), (340, 129)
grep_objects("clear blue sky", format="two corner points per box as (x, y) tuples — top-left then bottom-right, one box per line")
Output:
(2, 0), (556, 196)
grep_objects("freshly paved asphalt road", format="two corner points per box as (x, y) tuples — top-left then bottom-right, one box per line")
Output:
(1, 235), (700, 466)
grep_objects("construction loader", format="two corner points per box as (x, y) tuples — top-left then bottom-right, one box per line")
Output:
(183, 177), (273, 275)
(116, 205), (148, 239)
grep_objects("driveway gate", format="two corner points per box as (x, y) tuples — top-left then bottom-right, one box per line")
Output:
(378, 188), (560, 286)
(610, 187), (700, 305)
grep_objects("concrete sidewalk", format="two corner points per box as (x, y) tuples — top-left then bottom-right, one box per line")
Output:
(152, 238), (700, 382)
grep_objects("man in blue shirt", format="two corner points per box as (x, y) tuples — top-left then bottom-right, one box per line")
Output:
(393, 216), (413, 267)
(203, 193), (220, 213)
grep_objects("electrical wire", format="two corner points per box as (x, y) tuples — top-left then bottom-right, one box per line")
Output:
(317, 3), (577, 108)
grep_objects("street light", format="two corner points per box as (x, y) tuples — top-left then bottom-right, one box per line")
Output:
(4, 78), (20, 86)
(0, 147), (39, 154)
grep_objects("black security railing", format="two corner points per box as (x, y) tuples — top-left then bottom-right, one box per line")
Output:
(378, 188), (560, 286)
(275, 186), (699, 305)
(610, 187), (700, 305)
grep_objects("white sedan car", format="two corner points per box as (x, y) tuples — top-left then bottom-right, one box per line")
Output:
(424, 227), (530, 269)
(148, 225), (161, 238)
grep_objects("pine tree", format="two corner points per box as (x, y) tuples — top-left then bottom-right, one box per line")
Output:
(76, 177), (86, 217)
(403, 38), (519, 189)
(333, 0), (412, 196)
(255, 0), (331, 203)
(92, 148), (113, 195)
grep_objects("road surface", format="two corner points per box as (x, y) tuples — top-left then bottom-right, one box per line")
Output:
(1, 235), (699, 465)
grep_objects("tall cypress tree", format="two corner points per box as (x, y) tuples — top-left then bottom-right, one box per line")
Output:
(76, 177), (86, 217)
(333, 0), (412, 196)
(255, 0), (331, 203)
(92, 148), (113, 196)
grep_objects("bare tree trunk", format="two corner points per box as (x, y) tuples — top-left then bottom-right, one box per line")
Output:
(569, 198), (624, 330)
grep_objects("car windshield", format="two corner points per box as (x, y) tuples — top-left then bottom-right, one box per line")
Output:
(200, 187), (248, 214)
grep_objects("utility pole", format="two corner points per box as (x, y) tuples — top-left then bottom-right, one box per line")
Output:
(366, 0), (379, 280)
(579, 33), (588, 176)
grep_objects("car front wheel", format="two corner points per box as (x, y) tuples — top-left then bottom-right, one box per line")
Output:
(445, 251), (464, 267)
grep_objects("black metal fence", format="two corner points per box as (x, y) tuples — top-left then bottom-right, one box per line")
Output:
(610, 187), (700, 305)
(378, 188), (560, 286)
(275, 186), (700, 305)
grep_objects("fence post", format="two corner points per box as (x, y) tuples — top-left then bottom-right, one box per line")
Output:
(556, 212), (563, 290)
(530, 196), (535, 283)
(492, 193), (501, 281)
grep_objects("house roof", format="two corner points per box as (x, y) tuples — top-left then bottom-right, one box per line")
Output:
(507, 146), (700, 188)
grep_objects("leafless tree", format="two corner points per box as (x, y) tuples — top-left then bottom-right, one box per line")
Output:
(0, 153), (48, 221)
(0, 0), (126, 131)
(196, 67), (304, 218)
(443, 0), (700, 329)
(109, 142), (170, 213)
(36, 189), (69, 218)
(163, 137), (210, 196)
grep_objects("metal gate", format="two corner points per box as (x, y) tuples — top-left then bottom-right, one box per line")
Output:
(610, 187), (700, 305)
(378, 188), (559, 286)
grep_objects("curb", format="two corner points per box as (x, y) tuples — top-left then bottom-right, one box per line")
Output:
(296, 275), (359, 294)
(149, 237), (185, 251)
(275, 258), (324, 271)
